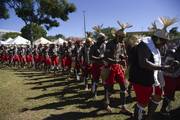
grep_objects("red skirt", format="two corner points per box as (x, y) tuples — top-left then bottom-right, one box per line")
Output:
(13, 55), (20, 62)
(105, 64), (125, 85)
(26, 55), (33, 63)
(61, 56), (66, 67)
(91, 63), (104, 80)
(45, 56), (51, 65)
(65, 56), (72, 68)
(19, 55), (26, 63)
(8, 55), (13, 62)
(81, 62), (92, 75)
(51, 56), (59, 66)
(133, 84), (162, 105)
(164, 76), (180, 98)
(1, 54), (8, 62)
(33, 55), (39, 63)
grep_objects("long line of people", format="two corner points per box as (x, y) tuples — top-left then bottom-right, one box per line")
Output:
(0, 22), (180, 120)
(0, 32), (132, 114)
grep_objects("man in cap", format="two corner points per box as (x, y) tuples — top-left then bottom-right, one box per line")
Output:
(129, 29), (174, 120)
(103, 29), (132, 115)
(90, 32), (106, 98)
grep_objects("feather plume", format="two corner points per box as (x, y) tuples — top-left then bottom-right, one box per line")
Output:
(92, 24), (103, 33)
(148, 21), (157, 32)
(86, 32), (93, 38)
(117, 20), (133, 31)
(159, 17), (177, 30)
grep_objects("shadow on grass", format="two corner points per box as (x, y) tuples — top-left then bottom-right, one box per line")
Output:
(14, 69), (136, 120)
(154, 106), (180, 120)
(15, 72), (46, 78)
(24, 76), (67, 85)
(29, 90), (95, 111)
(43, 110), (121, 120)
(29, 77), (79, 91)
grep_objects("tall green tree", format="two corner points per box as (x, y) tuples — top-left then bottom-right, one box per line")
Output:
(0, 0), (9, 19)
(21, 23), (47, 43)
(2, 0), (76, 30)
(0, 0), (76, 43)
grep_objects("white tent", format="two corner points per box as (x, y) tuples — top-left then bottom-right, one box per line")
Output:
(5, 37), (13, 44)
(0, 40), (8, 45)
(53, 38), (66, 44)
(33, 37), (52, 45)
(10, 36), (30, 45)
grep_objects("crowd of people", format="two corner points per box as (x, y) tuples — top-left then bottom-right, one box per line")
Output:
(0, 18), (180, 120)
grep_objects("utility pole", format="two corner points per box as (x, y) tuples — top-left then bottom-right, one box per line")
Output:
(83, 11), (86, 38)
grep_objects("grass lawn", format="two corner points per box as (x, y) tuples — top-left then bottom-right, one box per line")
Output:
(0, 66), (180, 120)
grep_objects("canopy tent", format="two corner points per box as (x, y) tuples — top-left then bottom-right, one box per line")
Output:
(53, 38), (67, 44)
(0, 40), (8, 45)
(5, 38), (13, 44)
(33, 37), (52, 45)
(10, 36), (30, 45)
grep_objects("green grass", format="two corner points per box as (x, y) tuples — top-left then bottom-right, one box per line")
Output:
(0, 66), (180, 120)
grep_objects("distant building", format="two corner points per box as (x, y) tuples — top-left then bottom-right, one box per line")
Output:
(0, 29), (21, 40)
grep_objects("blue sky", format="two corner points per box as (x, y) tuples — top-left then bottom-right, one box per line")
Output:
(0, 0), (180, 37)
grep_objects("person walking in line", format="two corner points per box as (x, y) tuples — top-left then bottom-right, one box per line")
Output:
(103, 22), (132, 115)
(90, 32), (106, 98)
(129, 17), (177, 120)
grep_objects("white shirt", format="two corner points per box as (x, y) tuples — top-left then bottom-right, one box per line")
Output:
(143, 37), (164, 86)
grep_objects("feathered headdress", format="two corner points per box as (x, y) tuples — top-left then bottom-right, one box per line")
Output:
(92, 24), (103, 33)
(86, 31), (93, 38)
(153, 16), (178, 40)
(117, 20), (133, 32)
(159, 16), (177, 31)
(148, 21), (157, 32)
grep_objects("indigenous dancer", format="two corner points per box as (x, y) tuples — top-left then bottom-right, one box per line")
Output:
(19, 46), (27, 68)
(80, 38), (93, 91)
(90, 33), (106, 98)
(32, 45), (39, 69)
(12, 46), (20, 67)
(49, 44), (59, 72)
(25, 45), (33, 68)
(66, 41), (73, 73)
(72, 40), (82, 81)
(103, 22), (132, 114)
(129, 17), (176, 120)
(160, 46), (180, 116)
(61, 42), (68, 72)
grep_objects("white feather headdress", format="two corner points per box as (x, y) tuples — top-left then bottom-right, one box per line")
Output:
(158, 16), (177, 31)
(117, 20), (133, 32)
